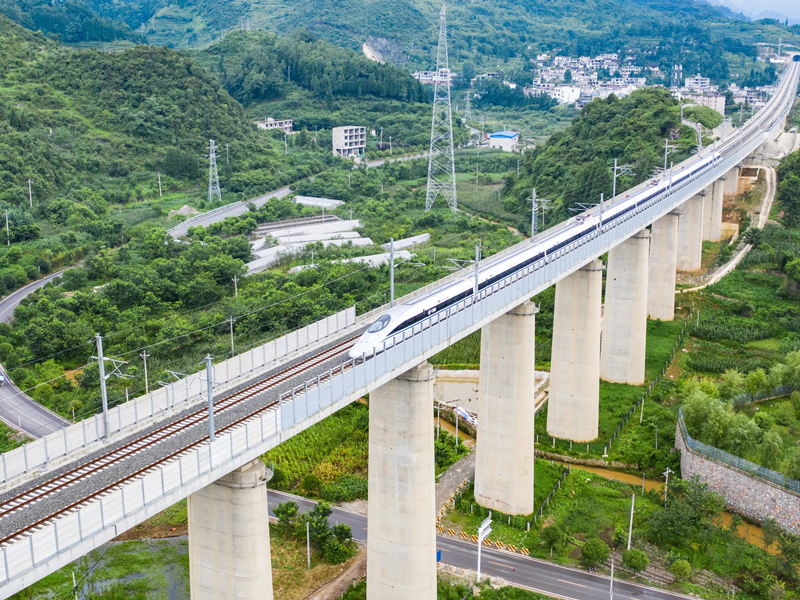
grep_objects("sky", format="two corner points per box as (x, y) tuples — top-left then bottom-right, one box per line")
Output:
(713, 0), (800, 21)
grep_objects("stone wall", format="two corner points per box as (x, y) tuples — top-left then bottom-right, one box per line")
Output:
(675, 422), (800, 534)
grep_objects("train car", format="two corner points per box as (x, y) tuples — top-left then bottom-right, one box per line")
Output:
(348, 151), (721, 359)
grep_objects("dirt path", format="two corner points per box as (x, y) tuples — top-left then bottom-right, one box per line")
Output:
(304, 543), (367, 600)
(678, 165), (776, 294)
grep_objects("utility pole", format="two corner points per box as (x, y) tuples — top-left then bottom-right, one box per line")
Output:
(157, 172), (162, 197)
(611, 159), (633, 199)
(208, 139), (222, 204)
(226, 143), (229, 166)
(424, 5), (457, 213)
(27, 179), (32, 208)
(93, 334), (132, 440)
(528, 188), (551, 238)
(206, 355), (215, 441)
(5, 210), (9, 246)
(474, 245), (481, 296)
(380, 127), (383, 149)
(662, 467), (674, 510)
(306, 522), (311, 569)
(627, 494), (635, 550)
(284, 131), (288, 155)
(140, 350), (150, 394)
(72, 572), (78, 600)
(475, 163), (479, 190)
(232, 276), (239, 299)
(229, 316), (236, 357)
(389, 136), (392, 155)
(389, 238), (395, 307)
(96, 333), (109, 438)
(517, 157), (520, 177)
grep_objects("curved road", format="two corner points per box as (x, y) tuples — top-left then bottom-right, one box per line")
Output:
(168, 153), (427, 238)
(0, 271), (69, 439)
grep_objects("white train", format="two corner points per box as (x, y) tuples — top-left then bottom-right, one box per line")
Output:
(348, 150), (721, 359)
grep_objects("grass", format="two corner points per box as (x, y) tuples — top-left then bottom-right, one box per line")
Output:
(429, 330), (481, 369)
(265, 403), (369, 489)
(444, 460), (567, 549)
(264, 401), (470, 501)
(10, 529), (356, 600)
(534, 316), (686, 460)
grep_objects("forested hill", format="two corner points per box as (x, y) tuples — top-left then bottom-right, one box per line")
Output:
(502, 87), (694, 231)
(0, 0), (142, 43)
(0, 14), (285, 204)
(195, 30), (427, 106)
(56, 0), (800, 84)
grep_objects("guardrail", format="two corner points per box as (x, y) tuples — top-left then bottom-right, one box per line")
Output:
(678, 408), (800, 493)
(0, 308), (355, 486)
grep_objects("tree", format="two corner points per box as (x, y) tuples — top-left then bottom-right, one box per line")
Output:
(744, 368), (768, 397)
(777, 173), (800, 234)
(462, 61), (476, 83)
(540, 525), (567, 555)
(670, 559), (691, 581)
(761, 517), (782, 551)
(718, 369), (745, 400)
(783, 448), (800, 480)
(778, 532), (800, 572)
(564, 69), (572, 83)
(623, 549), (649, 574)
(581, 538), (610, 566)
(759, 430), (784, 470)
(273, 500), (299, 531)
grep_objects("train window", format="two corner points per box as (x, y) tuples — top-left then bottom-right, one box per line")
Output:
(367, 315), (392, 333)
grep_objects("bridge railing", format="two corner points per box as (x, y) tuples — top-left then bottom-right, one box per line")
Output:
(0, 307), (355, 487)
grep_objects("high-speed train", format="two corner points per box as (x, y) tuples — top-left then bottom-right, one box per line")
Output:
(348, 151), (723, 359)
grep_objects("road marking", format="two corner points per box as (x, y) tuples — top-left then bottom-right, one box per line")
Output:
(488, 560), (514, 569)
(557, 579), (587, 588)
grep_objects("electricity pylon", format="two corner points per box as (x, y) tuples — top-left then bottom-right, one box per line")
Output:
(425, 5), (457, 213)
(208, 139), (222, 204)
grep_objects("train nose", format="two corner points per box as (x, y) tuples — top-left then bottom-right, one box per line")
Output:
(348, 341), (372, 360)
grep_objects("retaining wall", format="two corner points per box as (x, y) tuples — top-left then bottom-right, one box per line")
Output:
(675, 422), (800, 534)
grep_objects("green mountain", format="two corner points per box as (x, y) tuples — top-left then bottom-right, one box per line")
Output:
(128, 0), (798, 84)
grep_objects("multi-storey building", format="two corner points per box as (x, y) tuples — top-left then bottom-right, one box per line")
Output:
(255, 117), (293, 134)
(332, 126), (366, 160)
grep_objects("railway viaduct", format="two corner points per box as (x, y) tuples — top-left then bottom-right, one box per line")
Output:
(0, 61), (798, 600)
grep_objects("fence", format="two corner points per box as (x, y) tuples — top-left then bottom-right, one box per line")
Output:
(454, 465), (570, 531)
(0, 307), (355, 486)
(732, 384), (795, 406)
(605, 307), (695, 452)
(541, 307), (694, 456)
(678, 408), (800, 493)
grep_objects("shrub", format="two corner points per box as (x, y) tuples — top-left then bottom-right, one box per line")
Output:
(301, 473), (322, 493)
(322, 537), (354, 564)
(622, 549), (649, 574)
(269, 467), (287, 489)
(581, 538), (610, 566)
(774, 402), (795, 426)
(320, 474), (368, 502)
(671, 559), (691, 581)
(792, 392), (800, 418)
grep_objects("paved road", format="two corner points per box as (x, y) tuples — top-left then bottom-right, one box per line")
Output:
(168, 152), (428, 238)
(267, 490), (691, 600)
(0, 271), (69, 439)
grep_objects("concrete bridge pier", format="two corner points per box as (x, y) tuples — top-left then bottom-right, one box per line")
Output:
(648, 211), (679, 320)
(546, 259), (603, 442)
(474, 301), (537, 515)
(600, 230), (650, 385)
(188, 459), (274, 600)
(702, 181), (724, 242)
(677, 195), (704, 271)
(367, 361), (437, 600)
(724, 167), (740, 196)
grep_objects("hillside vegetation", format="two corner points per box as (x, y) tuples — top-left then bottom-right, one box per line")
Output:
(502, 87), (694, 232)
(69, 0), (800, 86)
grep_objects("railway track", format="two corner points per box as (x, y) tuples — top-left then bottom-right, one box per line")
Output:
(0, 333), (359, 547)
